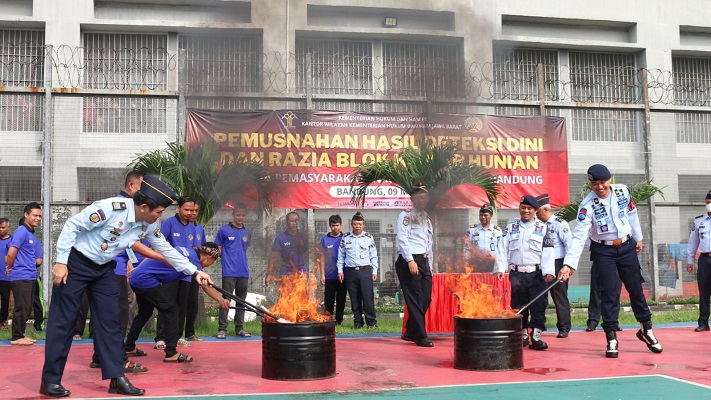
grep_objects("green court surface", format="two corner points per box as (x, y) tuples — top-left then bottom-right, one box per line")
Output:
(134, 375), (709, 400)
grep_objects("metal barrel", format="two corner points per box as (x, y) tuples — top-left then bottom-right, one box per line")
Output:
(261, 320), (337, 380)
(453, 316), (524, 371)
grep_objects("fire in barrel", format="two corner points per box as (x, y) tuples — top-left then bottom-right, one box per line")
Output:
(262, 272), (336, 380)
(448, 270), (522, 371)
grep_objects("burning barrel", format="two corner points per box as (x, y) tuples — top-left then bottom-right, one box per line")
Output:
(262, 320), (336, 380)
(453, 315), (523, 371)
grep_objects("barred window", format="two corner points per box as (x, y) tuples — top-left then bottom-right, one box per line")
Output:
(0, 29), (44, 87)
(82, 96), (166, 134)
(296, 40), (372, 95)
(179, 34), (262, 93)
(675, 112), (711, 143)
(186, 97), (260, 111)
(678, 175), (711, 203)
(571, 109), (639, 142)
(570, 52), (638, 103)
(492, 48), (559, 101)
(77, 167), (124, 202)
(382, 42), (462, 97)
(493, 105), (560, 117)
(0, 94), (43, 131)
(673, 57), (711, 107)
(0, 166), (41, 202)
(313, 100), (373, 112)
(83, 33), (168, 90)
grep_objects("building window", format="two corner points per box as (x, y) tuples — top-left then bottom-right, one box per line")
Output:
(673, 57), (711, 107)
(492, 47), (559, 101)
(82, 96), (166, 134)
(0, 166), (41, 202)
(0, 94), (43, 131)
(493, 105), (560, 117)
(678, 175), (711, 203)
(382, 42), (462, 97)
(675, 112), (711, 143)
(83, 33), (168, 90)
(179, 34), (262, 93)
(571, 109), (639, 142)
(0, 29), (44, 87)
(296, 40), (373, 95)
(569, 52), (638, 103)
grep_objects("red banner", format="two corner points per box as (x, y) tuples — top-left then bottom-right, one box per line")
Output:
(186, 110), (568, 209)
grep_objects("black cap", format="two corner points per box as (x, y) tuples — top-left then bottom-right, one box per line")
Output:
(479, 204), (494, 214)
(139, 175), (177, 208)
(352, 212), (365, 222)
(587, 164), (612, 181)
(411, 183), (428, 195)
(536, 193), (550, 207)
(520, 195), (539, 209)
(706, 190), (711, 200)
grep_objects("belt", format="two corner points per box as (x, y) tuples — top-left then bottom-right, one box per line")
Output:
(591, 234), (631, 246)
(347, 265), (371, 271)
(412, 253), (428, 259)
(509, 264), (540, 273)
(701, 253), (711, 257)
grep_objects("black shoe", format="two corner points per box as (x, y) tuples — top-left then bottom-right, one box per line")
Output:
(415, 338), (434, 347)
(367, 324), (378, 329)
(615, 326), (623, 331)
(694, 325), (710, 332)
(108, 376), (145, 396)
(354, 324), (363, 329)
(401, 332), (415, 342)
(557, 330), (569, 338)
(586, 322), (597, 332)
(606, 331), (619, 358)
(89, 361), (101, 368)
(636, 321), (663, 354)
(40, 380), (71, 397)
(529, 339), (548, 350)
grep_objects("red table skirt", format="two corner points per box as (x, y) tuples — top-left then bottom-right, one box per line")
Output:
(403, 273), (512, 333)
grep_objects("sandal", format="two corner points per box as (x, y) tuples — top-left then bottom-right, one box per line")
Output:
(237, 330), (252, 337)
(163, 353), (193, 363)
(126, 348), (147, 357)
(186, 335), (202, 341)
(177, 337), (191, 347)
(154, 340), (166, 350)
(216, 331), (226, 339)
(124, 361), (148, 373)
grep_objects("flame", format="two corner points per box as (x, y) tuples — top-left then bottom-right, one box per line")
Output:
(266, 271), (331, 323)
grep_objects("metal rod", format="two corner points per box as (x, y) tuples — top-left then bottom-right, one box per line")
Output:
(515, 279), (561, 315)
(211, 285), (282, 322)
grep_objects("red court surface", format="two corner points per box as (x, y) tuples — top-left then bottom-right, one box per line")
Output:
(3, 324), (711, 399)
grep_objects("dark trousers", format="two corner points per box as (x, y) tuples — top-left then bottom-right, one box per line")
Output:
(125, 284), (179, 358)
(591, 239), (652, 333)
(344, 266), (377, 327)
(396, 254), (432, 340)
(0, 280), (11, 324)
(697, 254), (711, 325)
(550, 258), (571, 331)
(588, 266), (622, 326)
(323, 278), (347, 324)
(509, 270), (548, 330)
(218, 276), (249, 332)
(92, 275), (129, 364)
(156, 280), (189, 342)
(42, 249), (124, 383)
(74, 292), (90, 336)
(10, 279), (34, 340)
(184, 278), (200, 338)
(32, 278), (43, 330)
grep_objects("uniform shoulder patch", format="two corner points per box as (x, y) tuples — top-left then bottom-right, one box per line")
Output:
(112, 202), (127, 211)
(153, 228), (162, 238)
(89, 210), (106, 223)
(578, 208), (588, 221)
(403, 216), (410, 226)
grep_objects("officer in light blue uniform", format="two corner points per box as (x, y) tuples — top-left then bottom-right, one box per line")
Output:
(686, 189), (711, 332)
(559, 164), (662, 359)
(337, 212), (379, 329)
(40, 175), (216, 398)
(494, 195), (555, 351)
(465, 204), (502, 258)
(396, 183), (434, 348)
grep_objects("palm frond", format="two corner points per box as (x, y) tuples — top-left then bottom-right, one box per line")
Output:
(350, 138), (501, 208)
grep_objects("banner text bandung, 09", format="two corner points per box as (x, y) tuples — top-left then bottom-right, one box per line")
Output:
(186, 110), (569, 209)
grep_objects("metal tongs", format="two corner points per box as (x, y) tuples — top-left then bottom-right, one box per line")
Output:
(210, 284), (292, 324)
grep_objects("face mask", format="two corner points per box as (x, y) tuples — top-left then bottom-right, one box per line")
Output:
(706, 203), (711, 213)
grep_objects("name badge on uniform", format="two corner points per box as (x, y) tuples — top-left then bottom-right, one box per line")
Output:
(126, 249), (138, 264)
(360, 251), (365, 259)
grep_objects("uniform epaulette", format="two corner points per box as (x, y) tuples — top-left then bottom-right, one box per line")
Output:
(696, 215), (705, 219)
(469, 224), (476, 228)
(555, 216), (565, 223)
(112, 201), (127, 211)
(365, 232), (373, 237)
(494, 226), (501, 231)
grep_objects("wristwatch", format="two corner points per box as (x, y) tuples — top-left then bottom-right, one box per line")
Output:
(192, 270), (200, 280)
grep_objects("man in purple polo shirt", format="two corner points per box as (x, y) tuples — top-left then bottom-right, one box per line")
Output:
(318, 214), (347, 325)
(5, 202), (42, 346)
(215, 204), (252, 338)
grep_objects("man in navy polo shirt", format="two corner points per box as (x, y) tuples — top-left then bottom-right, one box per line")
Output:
(215, 204), (252, 338)
(266, 211), (307, 284)
(5, 202), (42, 346)
(319, 214), (347, 325)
